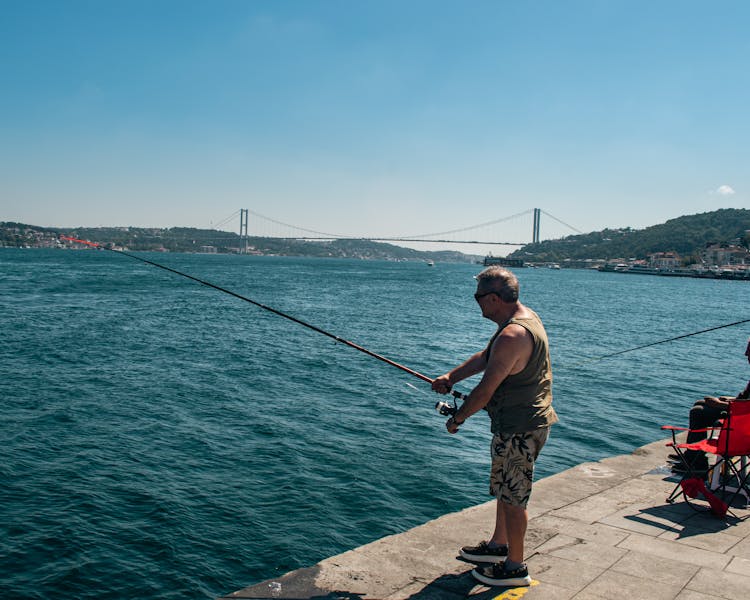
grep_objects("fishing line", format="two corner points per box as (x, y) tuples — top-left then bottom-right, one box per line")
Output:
(60, 235), (468, 404)
(571, 318), (750, 367)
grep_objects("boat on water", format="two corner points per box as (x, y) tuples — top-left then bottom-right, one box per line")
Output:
(597, 263), (750, 280)
(483, 256), (525, 268)
(598, 262), (629, 272)
(426, 260), (434, 267)
(623, 264), (659, 275)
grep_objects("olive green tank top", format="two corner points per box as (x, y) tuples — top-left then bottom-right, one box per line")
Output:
(484, 310), (558, 434)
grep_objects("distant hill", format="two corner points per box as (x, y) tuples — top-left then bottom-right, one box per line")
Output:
(5, 209), (749, 265)
(0, 222), (479, 263)
(507, 209), (750, 263)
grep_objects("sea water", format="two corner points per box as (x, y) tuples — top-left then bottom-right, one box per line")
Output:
(1, 249), (748, 599)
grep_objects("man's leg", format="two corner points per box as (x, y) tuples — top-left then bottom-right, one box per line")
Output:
(490, 500), (527, 562)
(684, 401), (721, 470)
(459, 499), (509, 563)
(472, 428), (550, 587)
(501, 502), (528, 565)
(488, 429), (548, 563)
(490, 498), (507, 546)
(472, 498), (532, 587)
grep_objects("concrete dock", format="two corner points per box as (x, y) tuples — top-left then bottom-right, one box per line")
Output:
(221, 439), (750, 599)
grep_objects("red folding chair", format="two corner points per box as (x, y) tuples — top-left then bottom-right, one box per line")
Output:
(662, 400), (750, 517)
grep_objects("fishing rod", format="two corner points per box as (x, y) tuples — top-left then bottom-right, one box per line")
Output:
(60, 235), (468, 412)
(573, 318), (750, 367)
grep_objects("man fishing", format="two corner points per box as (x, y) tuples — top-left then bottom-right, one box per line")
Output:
(432, 265), (557, 587)
(673, 337), (750, 475)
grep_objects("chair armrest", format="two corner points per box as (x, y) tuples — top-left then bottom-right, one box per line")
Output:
(661, 425), (720, 433)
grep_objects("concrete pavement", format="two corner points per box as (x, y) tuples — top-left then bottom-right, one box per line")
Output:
(220, 439), (750, 600)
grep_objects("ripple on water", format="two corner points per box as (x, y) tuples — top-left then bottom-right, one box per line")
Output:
(2, 251), (747, 598)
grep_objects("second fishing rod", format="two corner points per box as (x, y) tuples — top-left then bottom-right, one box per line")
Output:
(61, 235), (468, 416)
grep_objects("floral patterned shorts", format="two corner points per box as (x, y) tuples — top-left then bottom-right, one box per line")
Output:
(489, 427), (550, 507)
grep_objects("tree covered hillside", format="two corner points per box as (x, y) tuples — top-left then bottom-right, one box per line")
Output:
(508, 209), (750, 263)
(0, 222), (476, 262)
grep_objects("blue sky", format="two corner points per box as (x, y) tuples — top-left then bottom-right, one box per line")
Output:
(1, 1), (748, 250)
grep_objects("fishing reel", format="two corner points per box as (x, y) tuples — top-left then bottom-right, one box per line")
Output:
(435, 398), (458, 417)
(435, 388), (467, 417)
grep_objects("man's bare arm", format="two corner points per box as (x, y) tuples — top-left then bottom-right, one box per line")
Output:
(432, 350), (488, 394)
(451, 324), (533, 425)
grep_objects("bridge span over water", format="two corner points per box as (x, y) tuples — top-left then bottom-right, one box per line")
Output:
(212, 208), (582, 251)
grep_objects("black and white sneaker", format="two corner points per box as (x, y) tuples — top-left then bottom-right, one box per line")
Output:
(472, 562), (532, 587)
(459, 540), (508, 563)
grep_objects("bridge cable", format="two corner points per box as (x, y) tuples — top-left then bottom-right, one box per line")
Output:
(210, 210), (241, 231)
(540, 210), (583, 235)
(247, 207), (537, 244)
(246, 208), (342, 239)
(400, 209), (534, 239)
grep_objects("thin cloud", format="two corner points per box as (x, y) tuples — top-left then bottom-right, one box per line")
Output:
(715, 185), (736, 196)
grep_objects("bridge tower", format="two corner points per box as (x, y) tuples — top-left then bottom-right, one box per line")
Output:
(532, 208), (541, 244)
(239, 208), (249, 254)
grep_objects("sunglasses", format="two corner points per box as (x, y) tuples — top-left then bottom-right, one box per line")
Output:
(474, 291), (498, 301)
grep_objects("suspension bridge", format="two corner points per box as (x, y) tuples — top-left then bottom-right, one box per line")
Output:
(209, 208), (582, 252)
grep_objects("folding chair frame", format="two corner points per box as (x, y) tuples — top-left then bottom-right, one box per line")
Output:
(662, 406), (750, 518)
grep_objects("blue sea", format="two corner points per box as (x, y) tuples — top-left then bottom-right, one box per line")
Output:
(2, 249), (748, 599)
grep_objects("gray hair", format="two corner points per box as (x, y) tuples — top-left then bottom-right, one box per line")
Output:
(475, 266), (519, 302)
